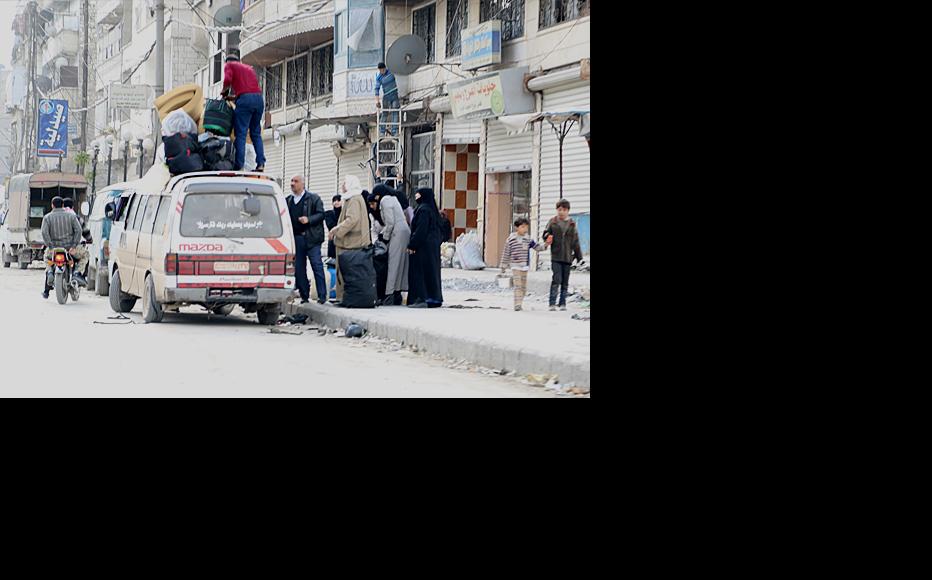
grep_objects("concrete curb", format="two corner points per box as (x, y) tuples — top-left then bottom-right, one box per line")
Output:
(285, 303), (590, 390)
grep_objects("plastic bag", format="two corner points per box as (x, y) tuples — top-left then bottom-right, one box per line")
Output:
(161, 109), (197, 137)
(244, 143), (257, 171)
(454, 231), (486, 270)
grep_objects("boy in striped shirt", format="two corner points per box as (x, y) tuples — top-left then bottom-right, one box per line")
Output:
(500, 218), (538, 312)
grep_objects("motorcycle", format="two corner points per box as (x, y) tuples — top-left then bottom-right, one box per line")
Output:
(46, 248), (81, 305)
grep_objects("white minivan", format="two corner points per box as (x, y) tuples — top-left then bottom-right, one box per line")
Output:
(108, 170), (296, 324)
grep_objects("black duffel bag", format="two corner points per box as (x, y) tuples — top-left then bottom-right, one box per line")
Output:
(204, 98), (234, 137)
(163, 133), (204, 175)
(338, 246), (377, 309)
(200, 136), (235, 171)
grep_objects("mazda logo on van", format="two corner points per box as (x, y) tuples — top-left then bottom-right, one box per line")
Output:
(178, 243), (224, 252)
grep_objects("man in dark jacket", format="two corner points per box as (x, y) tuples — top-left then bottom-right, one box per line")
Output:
(287, 176), (327, 304)
(324, 194), (342, 261)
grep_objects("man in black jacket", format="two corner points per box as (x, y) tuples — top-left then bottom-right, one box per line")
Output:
(323, 194), (342, 262)
(287, 176), (327, 304)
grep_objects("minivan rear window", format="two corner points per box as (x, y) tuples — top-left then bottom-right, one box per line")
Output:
(180, 193), (283, 238)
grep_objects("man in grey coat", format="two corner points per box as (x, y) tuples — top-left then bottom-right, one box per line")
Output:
(41, 196), (86, 299)
(371, 185), (410, 306)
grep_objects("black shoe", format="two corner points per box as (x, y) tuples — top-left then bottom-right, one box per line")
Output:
(381, 296), (396, 306)
(393, 292), (404, 306)
(408, 301), (428, 309)
(317, 298), (327, 305)
(42, 289), (49, 300)
(300, 299), (309, 304)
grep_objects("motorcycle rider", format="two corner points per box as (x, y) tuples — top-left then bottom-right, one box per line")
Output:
(40, 196), (87, 299)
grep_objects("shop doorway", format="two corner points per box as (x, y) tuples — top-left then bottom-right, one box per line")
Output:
(484, 171), (532, 266)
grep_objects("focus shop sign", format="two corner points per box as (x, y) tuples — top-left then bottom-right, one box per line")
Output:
(449, 67), (535, 121)
(37, 99), (68, 158)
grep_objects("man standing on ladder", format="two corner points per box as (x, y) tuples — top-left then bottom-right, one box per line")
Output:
(375, 62), (399, 137)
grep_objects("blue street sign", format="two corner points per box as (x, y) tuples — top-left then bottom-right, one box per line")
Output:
(37, 99), (69, 158)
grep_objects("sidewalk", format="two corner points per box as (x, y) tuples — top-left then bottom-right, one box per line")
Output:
(287, 268), (591, 389)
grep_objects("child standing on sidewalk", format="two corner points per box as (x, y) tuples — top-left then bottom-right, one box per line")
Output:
(500, 218), (538, 311)
(542, 199), (584, 311)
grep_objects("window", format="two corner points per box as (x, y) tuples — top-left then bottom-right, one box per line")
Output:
(180, 193), (284, 238)
(265, 63), (283, 111)
(409, 132), (435, 191)
(539, 0), (589, 30)
(154, 195), (171, 237)
(446, 0), (468, 57)
(335, 12), (345, 54)
(480, 0), (525, 41)
(312, 44), (334, 97)
(130, 196), (148, 231)
(413, 4), (436, 64)
(142, 196), (161, 234)
(286, 54), (309, 106)
(117, 193), (136, 223)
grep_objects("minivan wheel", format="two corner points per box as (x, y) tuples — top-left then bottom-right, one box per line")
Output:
(257, 305), (280, 325)
(108, 269), (137, 313)
(142, 274), (164, 324)
(87, 266), (97, 292)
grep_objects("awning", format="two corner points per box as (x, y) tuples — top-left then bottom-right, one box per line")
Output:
(240, 11), (333, 64)
(499, 111), (590, 136)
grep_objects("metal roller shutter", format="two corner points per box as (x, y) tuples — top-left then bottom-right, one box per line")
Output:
(261, 129), (284, 183)
(283, 133), (307, 183)
(486, 118), (533, 173)
(307, 129), (338, 198)
(539, 82), (590, 233)
(337, 144), (371, 191)
(442, 114), (481, 144)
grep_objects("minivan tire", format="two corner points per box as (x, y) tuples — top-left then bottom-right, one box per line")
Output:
(142, 274), (164, 324)
(257, 305), (280, 326)
(109, 269), (137, 313)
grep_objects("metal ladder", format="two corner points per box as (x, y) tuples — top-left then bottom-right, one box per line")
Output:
(375, 106), (403, 190)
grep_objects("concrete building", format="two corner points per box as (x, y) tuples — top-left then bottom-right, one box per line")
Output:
(1, 66), (14, 185)
(5, 0), (97, 176)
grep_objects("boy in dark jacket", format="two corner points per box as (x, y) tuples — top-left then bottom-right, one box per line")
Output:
(542, 199), (584, 311)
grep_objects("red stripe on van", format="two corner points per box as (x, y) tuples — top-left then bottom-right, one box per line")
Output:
(265, 239), (289, 254)
(177, 283), (286, 289)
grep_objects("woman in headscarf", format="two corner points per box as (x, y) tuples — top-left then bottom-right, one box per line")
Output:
(406, 188), (444, 308)
(328, 175), (372, 303)
(371, 185), (410, 306)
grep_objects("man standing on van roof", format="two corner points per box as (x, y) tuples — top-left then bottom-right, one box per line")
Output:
(222, 49), (266, 174)
(40, 196), (88, 298)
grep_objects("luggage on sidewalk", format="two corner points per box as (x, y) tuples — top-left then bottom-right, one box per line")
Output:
(338, 246), (377, 308)
(203, 98), (235, 137)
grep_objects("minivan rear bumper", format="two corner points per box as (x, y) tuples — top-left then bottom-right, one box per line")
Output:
(165, 288), (292, 304)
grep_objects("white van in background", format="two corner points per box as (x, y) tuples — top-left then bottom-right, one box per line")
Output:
(108, 170), (296, 324)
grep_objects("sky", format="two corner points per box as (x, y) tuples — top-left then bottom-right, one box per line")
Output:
(0, 1), (20, 70)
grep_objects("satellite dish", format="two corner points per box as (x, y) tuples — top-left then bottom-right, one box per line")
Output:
(386, 35), (428, 75)
(214, 5), (243, 27)
(36, 75), (53, 93)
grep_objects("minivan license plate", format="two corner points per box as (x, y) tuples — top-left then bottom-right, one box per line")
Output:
(214, 262), (250, 273)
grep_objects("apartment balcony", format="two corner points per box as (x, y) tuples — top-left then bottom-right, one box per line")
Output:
(41, 30), (79, 69)
(241, 0), (334, 66)
(96, 0), (125, 27)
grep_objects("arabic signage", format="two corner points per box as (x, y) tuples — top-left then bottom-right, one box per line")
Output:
(110, 84), (151, 110)
(348, 70), (377, 100)
(461, 20), (502, 70)
(37, 99), (68, 158)
(450, 73), (505, 120)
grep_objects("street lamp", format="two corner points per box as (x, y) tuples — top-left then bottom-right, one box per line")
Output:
(91, 144), (100, 194)
(106, 135), (115, 186)
(141, 138), (155, 178)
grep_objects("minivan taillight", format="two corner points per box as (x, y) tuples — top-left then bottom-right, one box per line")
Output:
(285, 254), (295, 276)
(165, 254), (177, 274)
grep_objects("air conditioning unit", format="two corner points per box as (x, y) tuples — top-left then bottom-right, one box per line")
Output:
(336, 123), (369, 142)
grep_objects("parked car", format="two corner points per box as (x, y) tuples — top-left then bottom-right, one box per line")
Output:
(108, 170), (296, 324)
(87, 185), (133, 296)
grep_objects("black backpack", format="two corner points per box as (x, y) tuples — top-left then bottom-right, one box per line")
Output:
(204, 99), (234, 137)
(163, 133), (204, 175)
(200, 136), (235, 171)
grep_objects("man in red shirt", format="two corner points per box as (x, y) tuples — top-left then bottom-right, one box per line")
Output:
(222, 50), (266, 172)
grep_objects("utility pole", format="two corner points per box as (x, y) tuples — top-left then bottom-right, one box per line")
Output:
(80, 0), (89, 159)
(24, 1), (39, 174)
(154, 1), (165, 152)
